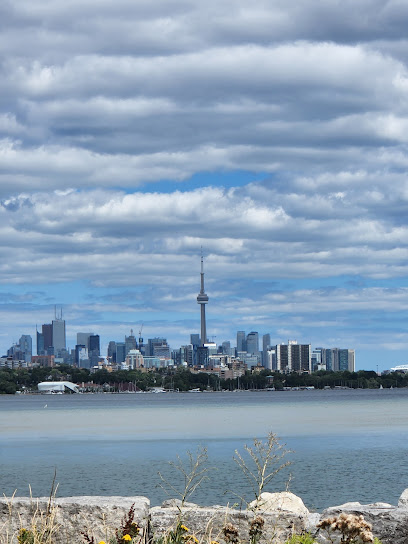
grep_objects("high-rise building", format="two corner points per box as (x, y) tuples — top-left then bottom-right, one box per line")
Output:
(52, 319), (66, 353)
(107, 341), (117, 362)
(125, 330), (137, 355)
(42, 324), (53, 352)
(236, 331), (246, 352)
(262, 334), (271, 366)
(48, 307), (66, 354)
(88, 334), (100, 366)
(178, 344), (194, 366)
(246, 332), (259, 355)
(19, 335), (32, 363)
(75, 344), (87, 366)
(77, 332), (92, 348)
(196, 253), (209, 346)
(89, 334), (100, 355)
(116, 342), (126, 364)
(264, 348), (276, 371)
(36, 328), (44, 355)
(147, 337), (170, 358)
(276, 341), (311, 373)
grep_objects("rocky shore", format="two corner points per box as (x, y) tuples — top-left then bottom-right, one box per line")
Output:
(2, 490), (408, 544)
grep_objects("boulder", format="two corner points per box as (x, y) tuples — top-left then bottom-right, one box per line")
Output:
(249, 492), (310, 516)
(398, 488), (408, 508)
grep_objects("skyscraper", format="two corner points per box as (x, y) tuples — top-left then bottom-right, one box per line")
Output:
(19, 334), (32, 363)
(77, 332), (92, 347)
(36, 328), (44, 355)
(262, 333), (271, 367)
(42, 324), (53, 352)
(52, 318), (66, 352)
(125, 330), (137, 355)
(196, 253), (209, 346)
(237, 331), (246, 352)
(52, 308), (66, 354)
(246, 332), (259, 355)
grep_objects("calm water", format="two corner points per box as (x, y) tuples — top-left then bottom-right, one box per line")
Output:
(1, 389), (408, 511)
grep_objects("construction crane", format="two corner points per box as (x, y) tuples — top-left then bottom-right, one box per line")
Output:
(138, 324), (144, 346)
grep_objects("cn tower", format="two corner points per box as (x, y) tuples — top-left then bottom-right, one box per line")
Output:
(196, 253), (209, 346)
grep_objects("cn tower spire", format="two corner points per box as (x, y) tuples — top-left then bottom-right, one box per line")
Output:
(197, 249), (209, 346)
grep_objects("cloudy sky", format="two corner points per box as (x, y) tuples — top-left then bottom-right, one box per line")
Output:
(2, 0), (408, 370)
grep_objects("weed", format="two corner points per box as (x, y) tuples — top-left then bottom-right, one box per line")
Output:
(158, 446), (212, 509)
(317, 513), (375, 543)
(233, 432), (291, 508)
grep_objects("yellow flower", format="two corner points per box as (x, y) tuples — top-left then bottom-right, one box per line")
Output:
(180, 525), (189, 532)
(123, 535), (132, 542)
(99, 541), (106, 544)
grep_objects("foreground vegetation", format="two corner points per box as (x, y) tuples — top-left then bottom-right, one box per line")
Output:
(0, 364), (407, 395)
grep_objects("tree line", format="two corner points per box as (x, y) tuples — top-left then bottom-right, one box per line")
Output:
(0, 364), (407, 394)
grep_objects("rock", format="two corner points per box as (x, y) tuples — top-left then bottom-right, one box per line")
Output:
(0, 496), (150, 544)
(161, 499), (198, 509)
(398, 488), (408, 508)
(249, 492), (310, 516)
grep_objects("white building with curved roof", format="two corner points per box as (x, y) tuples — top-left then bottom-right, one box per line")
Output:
(38, 381), (79, 393)
(389, 365), (408, 373)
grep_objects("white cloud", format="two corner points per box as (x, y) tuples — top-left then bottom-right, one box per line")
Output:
(1, 0), (408, 367)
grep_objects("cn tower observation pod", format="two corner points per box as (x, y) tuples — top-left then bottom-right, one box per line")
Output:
(38, 381), (79, 393)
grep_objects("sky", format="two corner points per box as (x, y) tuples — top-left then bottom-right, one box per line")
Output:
(2, 0), (408, 371)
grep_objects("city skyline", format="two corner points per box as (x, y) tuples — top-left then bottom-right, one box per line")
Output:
(2, 2), (408, 372)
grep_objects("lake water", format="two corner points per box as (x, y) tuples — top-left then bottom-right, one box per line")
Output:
(1, 389), (408, 511)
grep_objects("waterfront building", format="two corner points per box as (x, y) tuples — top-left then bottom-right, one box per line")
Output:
(339, 349), (355, 372)
(276, 341), (311, 373)
(318, 348), (355, 372)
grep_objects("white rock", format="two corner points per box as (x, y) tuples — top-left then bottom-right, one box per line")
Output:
(248, 492), (309, 516)
(398, 489), (408, 508)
